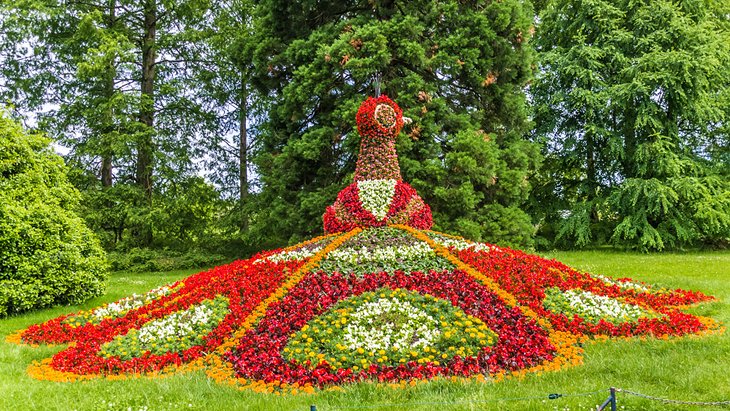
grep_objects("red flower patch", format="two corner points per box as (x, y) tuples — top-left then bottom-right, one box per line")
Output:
(451, 245), (713, 337)
(25, 258), (303, 376)
(227, 269), (555, 387)
(324, 181), (433, 233)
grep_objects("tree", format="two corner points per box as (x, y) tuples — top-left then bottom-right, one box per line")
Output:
(0, 0), (219, 250)
(532, 0), (730, 250)
(248, 0), (539, 248)
(193, 0), (258, 232)
(0, 112), (107, 316)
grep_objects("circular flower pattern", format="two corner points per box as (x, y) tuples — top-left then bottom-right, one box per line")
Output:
(229, 269), (553, 387)
(374, 104), (397, 129)
(283, 287), (497, 373)
(342, 295), (441, 351)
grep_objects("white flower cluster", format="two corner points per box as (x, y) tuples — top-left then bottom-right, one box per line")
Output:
(92, 285), (174, 320)
(562, 288), (650, 320)
(327, 242), (433, 263)
(265, 247), (322, 263)
(343, 297), (440, 351)
(594, 274), (650, 292)
(433, 236), (494, 253)
(357, 179), (397, 220)
(135, 300), (219, 346)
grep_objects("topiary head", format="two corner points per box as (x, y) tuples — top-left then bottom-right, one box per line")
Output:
(356, 95), (404, 141)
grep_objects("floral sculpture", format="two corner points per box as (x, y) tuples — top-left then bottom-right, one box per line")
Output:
(7, 95), (720, 394)
(323, 95), (432, 233)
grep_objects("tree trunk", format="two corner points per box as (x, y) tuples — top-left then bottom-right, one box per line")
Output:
(136, 0), (156, 245)
(100, 0), (116, 188)
(239, 74), (249, 231)
(101, 156), (113, 187)
(586, 131), (596, 193)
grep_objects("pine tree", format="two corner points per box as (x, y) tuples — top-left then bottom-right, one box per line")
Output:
(192, 0), (258, 233)
(533, 0), (730, 250)
(0, 0), (218, 249)
(248, 0), (539, 248)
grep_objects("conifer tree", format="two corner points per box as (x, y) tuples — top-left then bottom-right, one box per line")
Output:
(533, 0), (730, 250)
(0, 0), (217, 249)
(249, 0), (539, 248)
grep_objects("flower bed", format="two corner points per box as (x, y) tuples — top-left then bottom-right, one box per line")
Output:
(450, 242), (713, 337)
(7, 225), (718, 390)
(323, 180), (433, 233)
(283, 287), (497, 371)
(18, 257), (305, 376)
(62, 284), (182, 328)
(226, 269), (556, 387)
(6, 93), (720, 393)
(542, 287), (658, 325)
(318, 227), (453, 275)
(357, 179), (398, 219)
(100, 295), (229, 361)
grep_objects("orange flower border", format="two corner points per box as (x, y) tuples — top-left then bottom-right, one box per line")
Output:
(202, 228), (362, 394)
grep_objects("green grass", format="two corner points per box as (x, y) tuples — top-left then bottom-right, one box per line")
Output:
(1, 252), (729, 411)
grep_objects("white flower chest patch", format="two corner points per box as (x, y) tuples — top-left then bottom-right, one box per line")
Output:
(357, 179), (398, 220)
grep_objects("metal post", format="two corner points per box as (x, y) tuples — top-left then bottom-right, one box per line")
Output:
(597, 387), (617, 411)
(610, 387), (617, 411)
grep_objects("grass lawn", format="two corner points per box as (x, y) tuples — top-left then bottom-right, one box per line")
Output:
(1, 251), (728, 411)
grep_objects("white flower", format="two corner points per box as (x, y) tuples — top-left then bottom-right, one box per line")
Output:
(264, 247), (322, 263)
(342, 297), (440, 351)
(92, 285), (174, 320)
(559, 289), (650, 320)
(594, 274), (650, 292)
(432, 235), (495, 253)
(326, 242), (433, 263)
(134, 300), (222, 345)
(357, 179), (397, 220)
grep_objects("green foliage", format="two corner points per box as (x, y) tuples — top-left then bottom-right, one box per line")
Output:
(107, 248), (229, 273)
(248, 0), (539, 248)
(3, 0), (729, 256)
(532, 0), (730, 250)
(0, 113), (107, 317)
(71, 173), (232, 255)
(609, 175), (730, 251)
(0, 0), (231, 253)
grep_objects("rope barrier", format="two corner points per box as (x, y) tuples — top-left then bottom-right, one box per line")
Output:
(617, 388), (730, 407)
(309, 390), (606, 410)
(307, 387), (730, 410)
